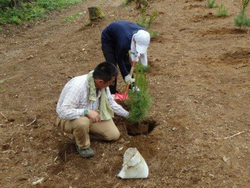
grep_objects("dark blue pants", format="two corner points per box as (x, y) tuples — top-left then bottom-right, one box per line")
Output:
(102, 43), (131, 94)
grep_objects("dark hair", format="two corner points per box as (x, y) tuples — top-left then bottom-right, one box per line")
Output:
(93, 62), (118, 82)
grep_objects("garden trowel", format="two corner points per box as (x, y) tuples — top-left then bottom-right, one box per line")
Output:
(114, 61), (136, 101)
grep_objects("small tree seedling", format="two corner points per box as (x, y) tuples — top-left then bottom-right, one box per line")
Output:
(216, 5), (228, 17)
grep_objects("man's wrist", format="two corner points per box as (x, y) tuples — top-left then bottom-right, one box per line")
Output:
(84, 109), (89, 115)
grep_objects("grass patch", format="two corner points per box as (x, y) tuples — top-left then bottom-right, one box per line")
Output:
(216, 5), (228, 17)
(207, 0), (215, 8)
(0, 0), (85, 25)
(137, 7), (158, 38)
(63, 12), (83, 22)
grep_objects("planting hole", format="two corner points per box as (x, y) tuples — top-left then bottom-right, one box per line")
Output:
(127, 119), (157, 136)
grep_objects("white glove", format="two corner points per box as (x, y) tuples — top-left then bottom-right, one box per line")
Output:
(125, 75), (135, 84)
(132, 86), (140, 92)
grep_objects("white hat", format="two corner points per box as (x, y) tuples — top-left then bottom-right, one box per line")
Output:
(134, 30), (150, 54)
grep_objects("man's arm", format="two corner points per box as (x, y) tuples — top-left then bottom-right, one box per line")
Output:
(140, 52), (148, 66)
(56, 93), (84, 120)
(56, 78), (86, 120)
(106, 88), (129, 118)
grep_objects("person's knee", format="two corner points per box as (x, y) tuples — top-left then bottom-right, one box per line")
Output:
(105, 130), (120, 141)
(73, 117), (90, 131)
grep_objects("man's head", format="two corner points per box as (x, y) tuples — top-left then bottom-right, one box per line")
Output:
(93, 62), (118, 89)
(134, 30), (150, 54)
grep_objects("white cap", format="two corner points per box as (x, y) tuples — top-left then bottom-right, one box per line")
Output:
(134, 30), (150, 54)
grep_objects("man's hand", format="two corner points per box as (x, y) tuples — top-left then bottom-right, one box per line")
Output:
(86, 110), (101, 123)
(125, 74), (135, 84)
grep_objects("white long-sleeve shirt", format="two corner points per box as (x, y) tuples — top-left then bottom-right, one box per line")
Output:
(56, 75), (129, 120)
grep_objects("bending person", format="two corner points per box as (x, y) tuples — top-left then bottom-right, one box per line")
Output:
(101, 20), (150, 94)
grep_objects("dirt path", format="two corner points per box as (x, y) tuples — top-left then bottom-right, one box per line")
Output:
(0, 0), (250, 187)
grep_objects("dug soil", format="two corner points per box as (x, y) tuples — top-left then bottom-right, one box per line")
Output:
(0, 0), (250, 187)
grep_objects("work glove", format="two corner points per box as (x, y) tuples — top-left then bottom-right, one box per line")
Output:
(125, 75), (135, 84)
(131, 86), (140, 92)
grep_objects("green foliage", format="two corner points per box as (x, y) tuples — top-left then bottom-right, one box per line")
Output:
(137, 7), (147, 26)
(234, 12), (250, 28)
(216, 5), (228, 17)
(37, 0), (83, 11)
(0, 3), (45, 24)
(234, 0), (250, 28)
(0, 7), (22, 24)
(136, 63), (150, 72)
(207, 0), (215, 8)
(0, 0), (10, 9)
(0, 0), (85, 25)
(137, 7), (158, 38)
(149, 30), (158, 38)
(242, 0), (250, 10)
(137, 7), (157, 29)
(63, 12), (83, 22)
(125, 64), (152, 123)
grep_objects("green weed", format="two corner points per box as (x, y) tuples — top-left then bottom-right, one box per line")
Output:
(234, 0), (250, 28)
(136, 63), (150, 72)
(216, 5), (228, 17)
(37, 0), (83, 11)
(63, 12), (83, 22)
(137, 7), (158, 38)
(234, 13), (250, 28)
(207, 0), (215, 8)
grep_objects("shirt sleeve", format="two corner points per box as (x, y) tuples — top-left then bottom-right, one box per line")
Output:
(130, 51), (139, 62)
(106, 88), (129, 118)
(56, 79), (86, 120)
(130, 39), (139, 62)
(140, 52), (148, 66)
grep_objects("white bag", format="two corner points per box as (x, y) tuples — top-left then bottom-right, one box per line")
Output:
(117, 148), (149, 179)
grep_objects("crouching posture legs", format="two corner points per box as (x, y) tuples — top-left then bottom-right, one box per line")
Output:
(57, 117), (120, 158)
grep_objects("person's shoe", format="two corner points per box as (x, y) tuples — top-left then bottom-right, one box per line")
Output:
(76, 145), (94, 158)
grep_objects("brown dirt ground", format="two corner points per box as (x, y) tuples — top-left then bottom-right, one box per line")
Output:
(0, 0), (250, 187)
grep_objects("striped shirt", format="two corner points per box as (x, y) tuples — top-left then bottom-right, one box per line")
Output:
(56, 74), (129, 120)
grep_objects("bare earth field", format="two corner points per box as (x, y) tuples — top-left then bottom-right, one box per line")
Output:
(0, 0), (250, 187)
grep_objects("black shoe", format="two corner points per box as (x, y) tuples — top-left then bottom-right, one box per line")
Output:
(76, 145), (94, 158)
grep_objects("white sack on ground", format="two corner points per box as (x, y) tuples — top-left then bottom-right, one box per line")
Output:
(117, 147), (149, 179)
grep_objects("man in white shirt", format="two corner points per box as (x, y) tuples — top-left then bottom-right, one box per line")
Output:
(56, 62), (129, 158)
